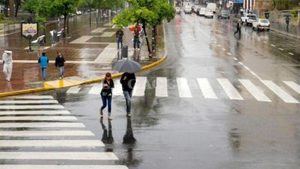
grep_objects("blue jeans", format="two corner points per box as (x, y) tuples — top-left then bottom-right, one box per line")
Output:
(41, 68), (47, 80)
(101, 95), (112, 116)
(123, 90), (133, 113)
(133, 38), (140, 49)
(58, 66), (64, 78)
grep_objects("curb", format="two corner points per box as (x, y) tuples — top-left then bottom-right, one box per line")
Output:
(0, 56), (167, 98)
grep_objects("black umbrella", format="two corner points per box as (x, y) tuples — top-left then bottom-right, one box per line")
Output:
(112, 58), (141, 73)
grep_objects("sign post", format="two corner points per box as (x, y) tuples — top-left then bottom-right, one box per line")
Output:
(21, 22), (38, 52)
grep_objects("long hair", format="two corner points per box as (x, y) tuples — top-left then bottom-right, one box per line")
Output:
(104, 72), (112, 81)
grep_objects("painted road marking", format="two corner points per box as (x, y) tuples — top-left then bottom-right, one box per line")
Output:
(271, 44), (276, 47)
(283, 81), (300, 94)
(10, 95), (54, 100)
(0, 152), (118, 160)
(239, 79), (271, 102)
(289, 52), (294, 56)
(113, 82), (123, 96)
(0, 100), (58, 104)
(197, 78), (218, 99)
(88, 84), (101, 95)
(0, 130), (94, 137)
(227, 52), (232, 56)
(262, 80), (299, 103)
(156, 77), (168, 97)
(233, 57), (238, 61)
(0, 122), (85, 128)
(67, 86), (81, 94)
(279, 48), (284, 51)
(0, 165), (128, 169)
(0, 105), (64, 110)
(0, 116), (77, 121)
(133, 77), (147, 97)
(217, 78), (244, 100)
(177, 78), (192, 98)
(0, 140), (104, 148)
(0, 110), (70, 115)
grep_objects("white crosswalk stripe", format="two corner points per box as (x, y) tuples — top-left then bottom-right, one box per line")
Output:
(262, 80), (299, 104)
(0, 100), (58, 104)
(239, 79), (271, 102)
(283, 81), (300, 94)
(197, 78), (217, 99)
(0, 105), (64, 110)
(64, 77), (300, 104)
(133, 77), (147, 97)
(0, 152), (118, 160)
(88, 84), (101, 95)
(0, 95), (128, 169)
(67, 86), (81, 94)
(0, 122), (85, 128)
(156, 77), (168, 97)
(0, 110), (70, 115)
(217, 78), (244, 100)
(0, 165), (128, 169)
(0, 140), (104, 148)
(0, 130), (95, 137)
(177, 78), (192, 98)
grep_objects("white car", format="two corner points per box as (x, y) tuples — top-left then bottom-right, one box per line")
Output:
(184, 5), (192, 14)
(241, 14), (257, 26)
(199, 8), (206, 16)
(252, 19), (270, 31)
(175, 7), (181, 14)
(205, 9), (214, 18)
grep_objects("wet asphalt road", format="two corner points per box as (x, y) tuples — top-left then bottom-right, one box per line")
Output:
(2, 12), (300, 169)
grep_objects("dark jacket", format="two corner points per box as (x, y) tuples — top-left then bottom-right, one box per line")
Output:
(101, 79), (114, 96)
(116, 30), (124, 40)
(55, 56), (65, 67)
(120, 73), (136, 92)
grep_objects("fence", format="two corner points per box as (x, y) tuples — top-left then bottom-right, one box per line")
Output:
(0, 23), (20, 35)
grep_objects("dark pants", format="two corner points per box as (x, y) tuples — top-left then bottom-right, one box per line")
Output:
(101, 95), (112, 116)
(117, 38), (123, 49)
(234, 28), (241, 37)
(133, 38), (140, 49)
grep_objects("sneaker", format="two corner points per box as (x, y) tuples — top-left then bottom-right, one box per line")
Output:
(100, 110), (103, 117)
(127, 113), (131, 117)
(108, 116), (112, 120)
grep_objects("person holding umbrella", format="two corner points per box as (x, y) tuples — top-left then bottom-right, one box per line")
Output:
(100, 72), (114, 120)
(113, 58), (141, 117)
(120, 72), (136, 117)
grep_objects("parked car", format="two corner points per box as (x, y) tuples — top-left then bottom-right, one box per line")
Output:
(204, 9), (214, 18)
(175, 7), (181, 14)
(218, 10), (230, 19)
(252, 19), (270, 31)
(241, 14), (257, 26)
(199, 8), (206, 16)
(184, 5), (192, 14)
(206, 3), (217, 13)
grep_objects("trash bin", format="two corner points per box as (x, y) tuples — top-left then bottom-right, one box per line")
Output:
(121, 45), (128, 59)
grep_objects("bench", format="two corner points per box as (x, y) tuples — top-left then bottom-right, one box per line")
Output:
(31, 35), (46, 45)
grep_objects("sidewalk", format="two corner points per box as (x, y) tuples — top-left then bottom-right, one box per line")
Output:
(270, 22), (300, 39)
(0, 18), (166, 96)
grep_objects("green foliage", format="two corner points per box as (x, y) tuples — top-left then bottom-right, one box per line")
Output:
(113, 0), (175, 27)
(272, 0), (299, 10)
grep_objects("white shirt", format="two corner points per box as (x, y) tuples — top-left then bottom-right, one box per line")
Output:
(2, 51), (12, 64)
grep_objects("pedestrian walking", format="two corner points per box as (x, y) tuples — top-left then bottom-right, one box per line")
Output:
(116, 29), (124, 49)
(133, 26), (140, 50)
(100, 72), (114, 120)
(38, 52), (49, 81)
(234, 20), (241, 38)
(55, 52), (65, 79)
(120, 72), (136, 116)
(2, 50), (13, 82)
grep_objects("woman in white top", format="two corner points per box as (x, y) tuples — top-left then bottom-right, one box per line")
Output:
(2, 50), (13, 82)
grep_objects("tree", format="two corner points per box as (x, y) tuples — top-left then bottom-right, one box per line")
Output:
(77, 0), (96, 27)
(52, 0), (78, 34)
(113, 0), (174, 57)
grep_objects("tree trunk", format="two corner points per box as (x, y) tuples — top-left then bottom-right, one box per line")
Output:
(9, 0), (14, 17)
(151, 25), (157, 57)
(142, 21), (152, 58)
(64, 14), (68, 35)
(14, 0), (21, 17)
(89, 7), (92, 28)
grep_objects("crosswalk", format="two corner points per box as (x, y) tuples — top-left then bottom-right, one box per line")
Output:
(0, 95), (128, 169)
(66, 76), (300, 104)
